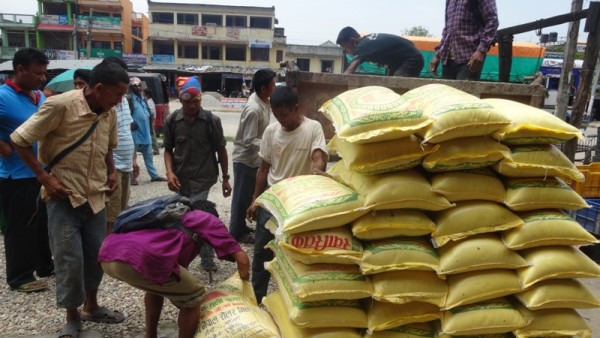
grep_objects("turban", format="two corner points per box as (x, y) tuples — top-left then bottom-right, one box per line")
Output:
(176, 76), (201, 99)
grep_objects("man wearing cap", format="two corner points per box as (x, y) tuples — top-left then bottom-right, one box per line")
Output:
(128, 77), (166, 183)
(164, 76), (231, 272)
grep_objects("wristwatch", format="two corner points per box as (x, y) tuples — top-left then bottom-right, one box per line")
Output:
(222, 174), (230, 180)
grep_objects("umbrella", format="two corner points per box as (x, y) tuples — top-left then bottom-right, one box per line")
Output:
(44, 66), (93, 93)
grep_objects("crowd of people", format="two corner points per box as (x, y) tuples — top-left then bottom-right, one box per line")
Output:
(0, 1), (499, 337)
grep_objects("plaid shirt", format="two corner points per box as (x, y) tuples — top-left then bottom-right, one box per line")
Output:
(435, 0), (499, 65)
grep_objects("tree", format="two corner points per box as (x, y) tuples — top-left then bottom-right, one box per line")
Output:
(404, 25), (432, 37)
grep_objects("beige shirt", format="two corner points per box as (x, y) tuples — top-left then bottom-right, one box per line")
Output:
(11, 89), (117, 214)
(232, 92), (271, 167)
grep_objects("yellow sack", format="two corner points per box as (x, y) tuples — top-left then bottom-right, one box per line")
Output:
(328, 135), (438, 174)
(370, 270), (447, 307)
(431, 168), (506, 203)
(484, 98), (584, 145)
(266, 259), (368, 328)
(504, 177), (589, 211)
(422, 136), (510, 172)
(278, 226), (363, 265)
(403, 84), (510, 144)
(437, 234), (528, 275)
(196, 273), (279, 338)
(493, 144), (585, 182)
(329, 162), (452, 211)
(514, 279), (600, 310)
(361, 237), (439, 275)
(255, 174), (369, 234)
(262, 290), (363, 337)
(514, 303), (592, 338)
(517, 246), (600, 288)
(364, 322), (436, 338)
(351, 209), (436, 240)
(431, 201), (523, 247)
(444, 269), (522, 310)
(441, 298), (530, 336)
(318, 86), (431, 144)
(502, 209), (599, 249)
(365, 300), (442, 332)
(268, 243), (373, 302)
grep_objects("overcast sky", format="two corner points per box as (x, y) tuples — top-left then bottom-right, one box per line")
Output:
(4, 0), (593, 45)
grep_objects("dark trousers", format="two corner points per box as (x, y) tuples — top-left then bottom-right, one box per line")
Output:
(0, 178), (54, 288)
(229, 162), (257, 239)
(442, 59), (482, 81)
(251, 207), (274, 303)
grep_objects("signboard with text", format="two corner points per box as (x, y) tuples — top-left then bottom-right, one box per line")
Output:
(77, 15), (121, 30)
(79, 48), (122, 58)
(123, 53), (147, 64)
(151, 54), (175, 64)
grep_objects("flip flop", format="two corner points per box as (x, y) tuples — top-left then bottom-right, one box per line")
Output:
(13, 279), (48, 293)
(57, 320), (81, 338)
(80, 306), (125, 324)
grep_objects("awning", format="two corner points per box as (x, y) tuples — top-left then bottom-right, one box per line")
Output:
(36, 24), (73, 32)
(0, 59), (102, 73)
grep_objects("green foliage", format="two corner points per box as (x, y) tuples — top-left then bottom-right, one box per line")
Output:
(404, 25), (432, 37)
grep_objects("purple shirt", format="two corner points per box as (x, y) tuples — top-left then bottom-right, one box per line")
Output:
(435, 0), (499, 64)
(98, 210), (242, 284)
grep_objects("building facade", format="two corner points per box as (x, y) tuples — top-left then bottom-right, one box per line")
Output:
(0, 13), (37, 61)
(285, 41), (343, 74)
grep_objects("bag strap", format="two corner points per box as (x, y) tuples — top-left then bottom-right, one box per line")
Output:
(46, 120), (99, 172)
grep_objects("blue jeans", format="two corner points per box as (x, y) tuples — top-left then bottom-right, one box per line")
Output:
(47, 199), (106, 308)
(136, 143), (161, 179)
(251, 207), (274, 303)
(229, 162), (257, 240)
(178, 190), (215, 268)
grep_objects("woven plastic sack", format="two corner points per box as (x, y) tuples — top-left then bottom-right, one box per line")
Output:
(361, 236), (439, 274)
(485, 98), (584, 144)
(370, 270), (447, 307)
(364, 322), (436, 338)
(503, 177), (589, 211)
(430, 168), (506, 203)
(351, 209), (436, 240)
(365, 300), (442, 332)
(444, 269), (522, 310)
(422, 136), (510, 172)
(403, 84), (510, 144)
(514, 278), (600, 310)
(514, 303), (592, 338)
(318, 86), (431, 144)
(196, 273), (279, 338)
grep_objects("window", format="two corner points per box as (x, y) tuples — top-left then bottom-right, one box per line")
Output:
(276, 50), (283, 63)
(132, 39), (142, 54)
(153, 41), (174, 55)
(202, 14), (222, 26)
(93, 11), (110, 17)
(296, 58), (310, 71)
(178, 43), (199, 59)
(202, 45), (221, 60)
(250, 48), (269, 62)
(152, 12), (174, 24)
(226, 15), (246, 27)
(321, 60), (333, 73)
(226, 46), (246, 61)
(112, 13), (121, 19)
(91, 41), (111, 49)
(177, 13), (198, 25)
(249, 16), (271, 29)
(114, 42), (123, 51)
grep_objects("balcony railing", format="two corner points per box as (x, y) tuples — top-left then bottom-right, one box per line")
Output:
(0, 46), (20, 59)
(0, 13), (36, 27)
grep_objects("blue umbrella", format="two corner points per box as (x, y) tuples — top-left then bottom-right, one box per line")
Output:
(44, 66), (93, 93)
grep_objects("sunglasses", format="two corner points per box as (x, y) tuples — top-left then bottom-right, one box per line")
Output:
(131, 84), (141, 87)
(179, 92), (201, 102)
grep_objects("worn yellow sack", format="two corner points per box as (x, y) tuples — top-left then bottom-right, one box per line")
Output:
(438, 234), (528, 275)
(484, 98), (584, 145)
(504, 177), (589, 211)
(403, 84), (510, 144)
(371, 270), (447, 307)
(262, 290), (363, 337)
(196, 273), (279, 338)
(441, 298), (530, 335)
(431, 168), (506, 203)
(361, 237), (439, 275)
(255, 174), (369, 234)
(494, 144), (585, 182)
(318, 86), (431, 144)
(502, 209), (599, 249)
(431, 201), (523, 247)
(268, 243), (373, 302)
(514, 279), (600, 310)
(422, 136), (510, 172)
(329, 162), (452, 211)
(351, 209), (436, 240)
(266, 259), (368, 328)
(364, 322), (436, 338)
(365, 300), (442, 332)
(444, 269), (522, 310)
(514, 304), (592, 338)
(517, 246), (600, 288)
(278, 226), (363, 265)
(328, 135), (438, 174)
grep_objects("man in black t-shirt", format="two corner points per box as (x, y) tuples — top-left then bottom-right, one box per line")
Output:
(336, 26), (424, 77)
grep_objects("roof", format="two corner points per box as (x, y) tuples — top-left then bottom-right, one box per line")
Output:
(0, 59), (102, 73)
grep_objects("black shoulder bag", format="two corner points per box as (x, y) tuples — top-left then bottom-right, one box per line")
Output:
(45, 120), (99, 172)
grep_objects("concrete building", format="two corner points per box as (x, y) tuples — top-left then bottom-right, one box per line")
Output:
(0, 13), (37, 61)
(285, 41), (344, 74)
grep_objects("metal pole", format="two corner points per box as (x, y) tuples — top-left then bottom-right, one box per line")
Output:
(556, 0), (583, 121)
(86, 8), (93, 59)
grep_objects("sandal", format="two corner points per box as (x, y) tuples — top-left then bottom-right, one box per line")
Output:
(13, 279), (48, 293)
(80, 306), (125, 324)
(57, 320), (81, 338)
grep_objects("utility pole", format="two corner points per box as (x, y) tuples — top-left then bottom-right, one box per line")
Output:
(556, 0), (583, 121)
(86, 8), (93, 59)
(73, 15), (78, 60)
